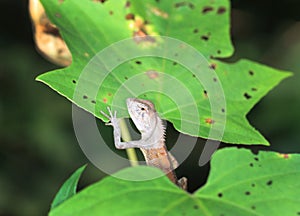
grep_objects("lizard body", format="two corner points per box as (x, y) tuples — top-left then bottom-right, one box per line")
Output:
(102, 98), (187, 189)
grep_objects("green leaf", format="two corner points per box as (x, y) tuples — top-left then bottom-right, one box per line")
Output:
(36, 0), (291, 145)
(48, 148), (300, 215)
(51, 165), (87, 210)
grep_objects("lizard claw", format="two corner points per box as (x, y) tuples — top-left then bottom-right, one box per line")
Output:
(100, 107), (118, 127)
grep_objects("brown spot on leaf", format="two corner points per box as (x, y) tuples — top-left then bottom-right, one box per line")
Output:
(193, 205), (199, 209)
(108, 93), (112, 96)
(193, 28), (199, 33)
(84, 52), (90, 57)
(217, 7), (226, 14)
(213, 77), (218, 82)
(150, 7), (169, 18)
(209, 63), (217, 70)
(125, 13), (135, 20)
(103, 98), (108, 103)
(125, 1), (131, 8)
(202, 6), (214, 13)
(109, 10), (114, 15)
(125, 76), (128, 80)
(278, 153), (290, 159)
(251, 88), (257, 91)
(146, 70), (159, 79)
(205, 118), (215, 124)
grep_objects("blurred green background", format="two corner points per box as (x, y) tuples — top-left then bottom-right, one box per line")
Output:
(0, 0), (299, 215)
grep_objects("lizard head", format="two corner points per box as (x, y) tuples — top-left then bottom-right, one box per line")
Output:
(126, 98), (157, 133)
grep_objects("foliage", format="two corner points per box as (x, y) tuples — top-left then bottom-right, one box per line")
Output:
(33, 0), (299, 215)
(49, 148), (300, 216)
(37, 0), (291, 145)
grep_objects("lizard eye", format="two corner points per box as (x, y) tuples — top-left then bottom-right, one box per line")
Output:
(141, 107), (145, 111)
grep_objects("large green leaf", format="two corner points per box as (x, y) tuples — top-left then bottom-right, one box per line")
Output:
(51, 165), (86, 209)
(36, 0), (291, 144)
(49, 148), (300, 215)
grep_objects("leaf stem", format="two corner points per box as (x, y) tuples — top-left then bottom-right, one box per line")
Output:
(119, 118), (139, 166)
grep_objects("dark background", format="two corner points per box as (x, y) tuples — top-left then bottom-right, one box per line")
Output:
(0, 1), (299, 215)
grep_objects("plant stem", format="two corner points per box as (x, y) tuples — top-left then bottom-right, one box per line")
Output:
(119, 118), (139, 166)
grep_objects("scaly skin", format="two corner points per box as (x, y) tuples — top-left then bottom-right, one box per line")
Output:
(102, 98), (187, 189)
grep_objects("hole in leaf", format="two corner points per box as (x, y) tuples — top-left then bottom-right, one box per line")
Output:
(266, 180), (273, 186)
(249, 163), (254, 167)
(244, 93), (252, 100)
(203, 90), (208, 97)
(174, 2), (195, 9)
(125, 76), (128, 80)
(201, 35), (210, 41)
(249, 70), (254, 76)
(83, 95), (88, 99)
(72, 80), (77, 84)
(202, 6), (214, 13)
(217, 50), (221, 54)
(91, 100), (96, 104)
(221, 108), (225, 113)
(254, 157), (259, 161)
(173, 62), (178, 66)
(218, 192), (223, 198)
(213, 77), (218, 82)
(251, 88), (257, 91)
(193, 28), (199, 33)
(245, 191), (251, 196)
(217, 7), (226, 14)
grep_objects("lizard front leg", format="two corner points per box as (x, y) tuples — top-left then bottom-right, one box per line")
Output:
(101, 107), (148, 149)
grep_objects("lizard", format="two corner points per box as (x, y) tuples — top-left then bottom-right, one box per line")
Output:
(101, 98), (187, 190)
